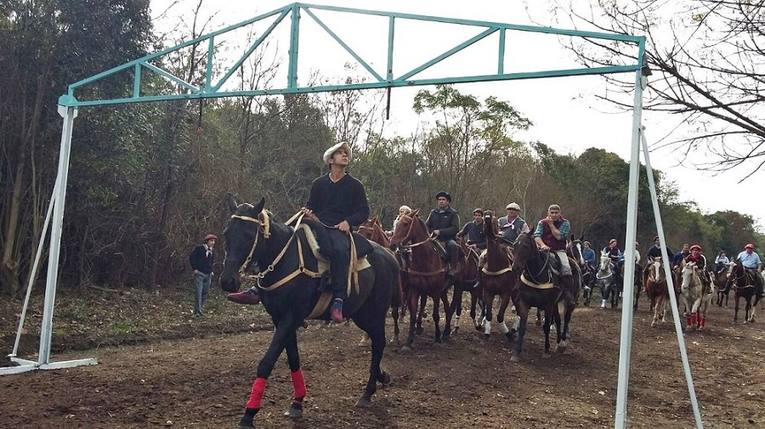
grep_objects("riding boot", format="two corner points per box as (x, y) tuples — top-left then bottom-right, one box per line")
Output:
(601, 299), (606, 309)
(330, 272), (348, 323)
(227, 287), (261, 305)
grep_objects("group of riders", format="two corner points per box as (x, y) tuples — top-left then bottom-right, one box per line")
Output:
(225, 141), (764, 318)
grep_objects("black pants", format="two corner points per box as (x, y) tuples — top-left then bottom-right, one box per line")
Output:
(441, 239), (460, 261)
(326, 229), (351, 300)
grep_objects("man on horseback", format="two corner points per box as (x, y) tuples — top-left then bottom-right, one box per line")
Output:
(457, 208), (487, 250)
(684, 244), (711, 288)
(301, 143), (370, 322)
(603, 238), (623, 286)
(714, 250), (730, 273)
(498, 202), (529, 244)
(533, 204), (573, 279)
(226, 142), (370, 324)
(646, 236), (673, 263)
(737, 243), (763, 298)
(425, 191), (461, 277)
(673, 243), (690, 268)
(582, 241), (596, 271)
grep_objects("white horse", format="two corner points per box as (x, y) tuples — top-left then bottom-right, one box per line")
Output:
(596, 251), (617, 309)
(680, 260), (713, 330)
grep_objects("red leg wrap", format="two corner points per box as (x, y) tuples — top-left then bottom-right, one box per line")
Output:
(291, 369), (307, 399)
(246, 378), (267, 409)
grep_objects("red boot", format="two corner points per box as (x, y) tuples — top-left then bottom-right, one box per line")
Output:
(227, 288), (261, 305)
(330, 298), (344, 323)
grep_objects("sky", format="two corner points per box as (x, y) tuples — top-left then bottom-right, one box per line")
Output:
(150, 0), (764, 232)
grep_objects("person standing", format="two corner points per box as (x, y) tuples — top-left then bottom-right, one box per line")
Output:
(189, 234), (217, 316)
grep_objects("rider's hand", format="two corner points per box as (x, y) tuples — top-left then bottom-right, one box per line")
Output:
(539, 244), (550, 251)
(433, 229), (440, 237)
(301, 207), (317, 220)
(337, 220), (351, 232)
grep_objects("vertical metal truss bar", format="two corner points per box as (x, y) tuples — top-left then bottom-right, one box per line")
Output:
(301, 3), (642, 43)
(288, 4), (301, 89)
(302, 7), (384, 82)
(66, 5), (289, 96)
(204, 36), (215, 91)
(141, 62), (200, 93)
(213, 10), (289, 92)
(133, 63), (141, 98)
(498, 28), (505, 74)
(387, 16), (395, 81)
(397, 27), (497, 81)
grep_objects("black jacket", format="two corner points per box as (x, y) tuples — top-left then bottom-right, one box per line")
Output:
(189, 245), (214, 274)
(306, 173), (369, 227)
(458, 221), (487, 249)
(425, 207), (460, 241)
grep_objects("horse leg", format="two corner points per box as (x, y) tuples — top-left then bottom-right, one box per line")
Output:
(511, 302), (529, 362)
(470, 288), (481, 330)
(356, 320), (388, 408)
(441, 289), (452, 341)
(449, 285), (463, 332)
(401, 291), (419, 352)
(238, 322), (295, 428)
(391, 303), (400, 345)
(497, 293), (513, 343)
(416, 294), (426, 335)
(535, 307), (543, 326)
(542, 303), (553, 358)
(283, 331), (305, 419)
(432, 292), (442, 343)
(634, 281), (641, 310)
(482, 289), (493, 338)
(734, 294), (740, 324)
(556, 299), (571, 353)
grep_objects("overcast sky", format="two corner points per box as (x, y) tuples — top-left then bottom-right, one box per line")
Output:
(150, 0), (764, 232)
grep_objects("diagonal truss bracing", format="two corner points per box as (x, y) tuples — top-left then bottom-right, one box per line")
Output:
(58, 2), (644, 108)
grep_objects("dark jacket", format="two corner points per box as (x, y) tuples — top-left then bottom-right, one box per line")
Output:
(498, 215), (527, 243)
(425, 207), (460, 241)
(189, 245), (214, 274)
(458, 221), (486, 249)
(306, 173), (369, 227)
(646, 244), (673, 262)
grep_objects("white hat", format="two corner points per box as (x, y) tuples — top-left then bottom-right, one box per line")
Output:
(322, 142), (352, 164)
(505, 202), (521, 210)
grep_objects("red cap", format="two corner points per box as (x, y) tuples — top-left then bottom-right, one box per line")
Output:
(745, 243), (754, 249)
(204, 234), (218, 242)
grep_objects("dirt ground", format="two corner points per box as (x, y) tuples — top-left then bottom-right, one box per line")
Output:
(2, 289), (765, 429)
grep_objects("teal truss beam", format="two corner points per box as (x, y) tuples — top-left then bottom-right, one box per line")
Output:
(58, 2), (645, 108)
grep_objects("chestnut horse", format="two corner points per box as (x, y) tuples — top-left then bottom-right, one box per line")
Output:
(390, 210), (453, 350)
(508, 233), (579, 360)
(643, 257), (671, 327)
(478, 214), (515, 339)
(731, 262), (762, 323)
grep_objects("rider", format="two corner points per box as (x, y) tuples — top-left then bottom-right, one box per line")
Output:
(673, 243), (690, 268)
(603, 238), (623, 286)
(456, 208), (487, 250)
(425, 191), (461, 277)
(497, 202), (529, 244)
(646, 235), (674, 263)
(226, 142), (370, 324)
(392, 205), (412, 232)
(737, 243), (764, 298)
(533, 204), (573, 281)
(684, 244), (711, 288)
(714, 250), (730, 273)
(582, 241), (596, 271)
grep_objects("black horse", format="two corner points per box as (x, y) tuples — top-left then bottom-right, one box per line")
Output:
(219, 197), (400, 428)
(508, 233), (579, 361)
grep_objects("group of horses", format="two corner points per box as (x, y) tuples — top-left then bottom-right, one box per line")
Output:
(216, 196), (760, 428)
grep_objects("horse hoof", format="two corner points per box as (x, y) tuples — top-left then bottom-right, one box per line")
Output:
(284, 405), (303, 419)
(510, 354), (520, 362)
(542, 352), (552, 359)
(380, 371), (392, 387)
(355, 397), (372, 408)
(400, 345), (412, 353)
(484, 333), (490, 339)
(556, 342), (568, 354)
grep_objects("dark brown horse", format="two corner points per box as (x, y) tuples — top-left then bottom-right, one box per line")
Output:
(713, 263), (733, 307)
(508, 233), (579, 360)
(731, 262), (762, 323)
(390, 210), (453, 350)
(448, 236), (482, 332)
(621, 261), (643, 310)
(478, 214), (515, 339)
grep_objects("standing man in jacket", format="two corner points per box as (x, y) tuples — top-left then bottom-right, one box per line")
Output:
(189, 234), (217, 316)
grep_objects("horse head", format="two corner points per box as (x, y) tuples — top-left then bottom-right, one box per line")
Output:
(483, 214), (497, 239)
(511, 232), (538, 271)
(390, 209), (425, 247)
(680, 260), (700, 290)
(649, 256), (665, 283)
(220, 195), (266, 293)
(598, 251), (612, 274)
(567, 235), (585, 267)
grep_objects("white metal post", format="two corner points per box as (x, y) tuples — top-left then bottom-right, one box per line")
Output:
(38, 106), (78, 364)
(640, 127), (703, 428)
(614, 69), (643, 428)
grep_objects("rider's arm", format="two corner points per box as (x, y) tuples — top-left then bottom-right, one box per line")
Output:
(345, 180), (370, 227)
(439, 211), (460, 238)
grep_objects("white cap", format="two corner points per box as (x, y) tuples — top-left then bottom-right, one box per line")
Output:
(322, 142), (352, 164)
(505, 202), (521, 210)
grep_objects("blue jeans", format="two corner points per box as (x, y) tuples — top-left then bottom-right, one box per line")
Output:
(194, 272), (211, 314)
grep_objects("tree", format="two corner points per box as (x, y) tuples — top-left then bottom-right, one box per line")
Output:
(550, 0), (764, 179)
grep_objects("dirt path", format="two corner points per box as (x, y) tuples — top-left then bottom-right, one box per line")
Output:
(2, 300), (764, 428)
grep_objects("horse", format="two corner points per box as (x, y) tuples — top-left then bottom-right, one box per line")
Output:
(357, 217), (401, 344)
(713, 262), (733, 307)
(643, 257), (671, 327)
(449, 236), (482, 332)
(621, 261), (643, 310)
(595, 251), (618, 309)
(390, 210), (453, 350)
(219, 197), (400, 428)
(567, 236), (591, 306)
(679, 260), (713, 330)
(477, 214), (515, 339)
(508, 233), (579, 360)
(731, 261), (762, 323)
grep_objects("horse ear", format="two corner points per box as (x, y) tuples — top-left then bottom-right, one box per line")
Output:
(227, 193), (238, 214)
(251, 197), (266, 215)
(579, 233), (585, 242)
(569, 233), (575, 242)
